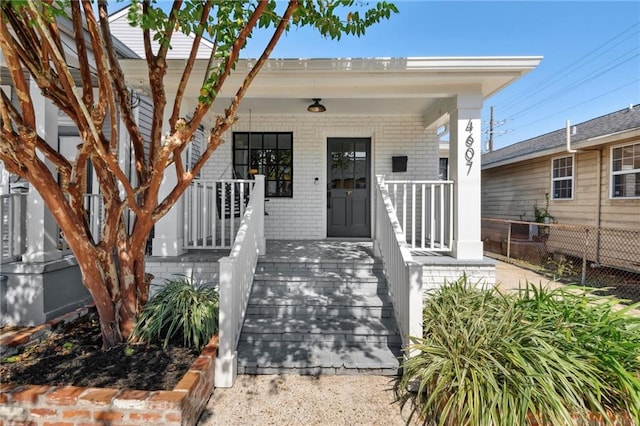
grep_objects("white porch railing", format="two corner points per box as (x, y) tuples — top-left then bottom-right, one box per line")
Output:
(374, 176), (423, 350)
(385, 179), (453, 252)
(1, 192), (27, 263)
(215, 175), (266, 388)
(84, 194), (104, 244)
(183, 179), (255, 249)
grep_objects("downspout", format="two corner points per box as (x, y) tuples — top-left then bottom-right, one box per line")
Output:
(594, 149), (602, 265)
(566, 120), (586, 283)
(566, 120), (602, 269)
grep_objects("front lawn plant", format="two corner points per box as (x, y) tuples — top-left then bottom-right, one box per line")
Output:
(398, 277), (640, 426)
(131, 275), (219, 351)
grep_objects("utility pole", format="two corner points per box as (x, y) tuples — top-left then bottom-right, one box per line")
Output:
(488, 106), (494, 152)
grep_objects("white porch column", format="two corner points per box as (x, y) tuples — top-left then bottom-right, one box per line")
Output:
(450, 92), (484, 260)
(151, 101), (186, 257)
(23, 79), (62, 263)
(151, 168), (186, 257)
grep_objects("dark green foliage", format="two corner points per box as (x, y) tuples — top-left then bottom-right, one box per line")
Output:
(131, 275), (219, 351)
(398, 277), (640, 426)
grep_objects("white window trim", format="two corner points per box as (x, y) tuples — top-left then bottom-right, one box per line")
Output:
(551, 154), (574, 200)
(610, 141), (640, 200)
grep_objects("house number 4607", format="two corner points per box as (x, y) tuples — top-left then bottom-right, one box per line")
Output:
(465, 120), (474, 175)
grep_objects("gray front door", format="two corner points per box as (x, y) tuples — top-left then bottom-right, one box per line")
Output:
(327, 138), (371, 237)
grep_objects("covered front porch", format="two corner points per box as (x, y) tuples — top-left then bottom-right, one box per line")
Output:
(0, 55), (539, 388)
(144, 171), (495, 387)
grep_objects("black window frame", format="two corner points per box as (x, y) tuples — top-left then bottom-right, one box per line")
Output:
(439, 158), (449, 180)
(232, 131), (293, 198)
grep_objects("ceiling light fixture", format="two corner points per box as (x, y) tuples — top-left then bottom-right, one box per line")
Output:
(307, 98), (326, 113)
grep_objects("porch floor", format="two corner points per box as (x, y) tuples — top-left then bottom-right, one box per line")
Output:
(262, 239), (378, 262)
(145, 239), (495, 287)
(147, 239), (455, 264)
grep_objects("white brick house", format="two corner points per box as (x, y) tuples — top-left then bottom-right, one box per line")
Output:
(1, 8), (542, 387)
(118, 56), (542, 385)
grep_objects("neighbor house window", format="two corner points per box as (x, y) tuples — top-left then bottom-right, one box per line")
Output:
(439, 158), (449, 180)
(611, 142), (640, 198)
(551, 155), (574, 199)
(233, 132), (293, 197)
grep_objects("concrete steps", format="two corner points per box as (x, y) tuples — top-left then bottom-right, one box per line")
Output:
(237, 256), (402, 376)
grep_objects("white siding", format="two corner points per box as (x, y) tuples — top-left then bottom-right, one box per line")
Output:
(109, 8), (214, 59)
(202, 113), (438, 239)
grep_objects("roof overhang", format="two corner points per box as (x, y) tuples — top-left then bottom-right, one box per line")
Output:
(482, 127), (640, 170)
(120, 56), (542, 117)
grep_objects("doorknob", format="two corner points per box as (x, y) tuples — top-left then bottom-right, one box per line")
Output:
(346, 190), (352, 196)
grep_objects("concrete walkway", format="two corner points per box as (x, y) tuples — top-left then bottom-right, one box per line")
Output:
(197, 258), (560, 426)
(493, 258), (562, 292)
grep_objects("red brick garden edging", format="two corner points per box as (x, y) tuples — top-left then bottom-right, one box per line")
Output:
(0, 306), (218, 425)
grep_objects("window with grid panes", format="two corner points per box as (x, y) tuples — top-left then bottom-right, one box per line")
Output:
(233, 132), (293, 197)
(611, 142), (640, 198)
(552, 155), (574, 199)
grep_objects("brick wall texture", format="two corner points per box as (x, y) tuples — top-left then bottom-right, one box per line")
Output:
(203, 113), (439, 240)
(0, 320), (218, 426)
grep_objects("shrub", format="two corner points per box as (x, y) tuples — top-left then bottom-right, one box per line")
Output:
(398, 277), (640, 426)
(131, 275), (219, 351)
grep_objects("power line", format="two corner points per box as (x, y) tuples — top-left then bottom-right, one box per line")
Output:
(498, 78), (640, 137)
(498, 22), (639, 110)
(507, 50), (639, 120)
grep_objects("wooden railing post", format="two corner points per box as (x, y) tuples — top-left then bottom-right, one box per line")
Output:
(215, 257), (236, 388)
(407, 262), (423, 356)
(214, 176), (265, 388)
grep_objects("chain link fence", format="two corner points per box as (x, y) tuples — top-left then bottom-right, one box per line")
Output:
(482, 218), (640, 302)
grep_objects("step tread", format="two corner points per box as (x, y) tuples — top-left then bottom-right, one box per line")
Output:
(257, 257), (381, 265)
(241, 316), (399, 335)
(247, 292), (392, 307)
(236, 340), (402, 370)
(254, 270), (385, 279)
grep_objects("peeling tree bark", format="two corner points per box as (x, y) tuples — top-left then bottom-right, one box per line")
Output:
(0, 0), (375, 349)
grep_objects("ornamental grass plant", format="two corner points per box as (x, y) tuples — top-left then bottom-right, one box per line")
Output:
(398, 277), (640, 426)
(131, 275), (219, 351)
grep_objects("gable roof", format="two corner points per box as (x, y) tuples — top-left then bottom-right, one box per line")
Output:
(108, 5), (214, 60)
(482, 104), (640, 169)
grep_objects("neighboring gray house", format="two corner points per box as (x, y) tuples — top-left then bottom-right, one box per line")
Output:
(482, 105), (640, 273)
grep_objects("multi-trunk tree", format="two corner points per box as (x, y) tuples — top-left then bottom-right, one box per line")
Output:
(0, 0), (396, 348)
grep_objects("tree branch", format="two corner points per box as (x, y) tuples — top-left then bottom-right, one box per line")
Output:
(153, 1), (299, 221)
(22, 3), (144, 218)
(96, 0), (148, 183)
(156, 0), (183, 62)
(169, 1), (212, 130)
(185, 0), (271, 142)
(0, 13), (36, 128)
(71, 1), (94, 108)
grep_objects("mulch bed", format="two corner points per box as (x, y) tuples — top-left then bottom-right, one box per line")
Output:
(0, 308), (198, 391)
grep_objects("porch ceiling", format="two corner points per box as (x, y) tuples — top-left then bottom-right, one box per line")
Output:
(120, 56), (542, 117)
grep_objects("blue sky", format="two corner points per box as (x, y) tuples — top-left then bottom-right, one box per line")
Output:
(241, 1), (640, 151)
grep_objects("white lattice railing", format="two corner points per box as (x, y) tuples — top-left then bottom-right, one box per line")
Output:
(183, 179), (255, 249)
(1, 192), (27, 263)
(374, 176), (423, 350)
(385, 179), (453, 252)
(215, 175), (265, 388)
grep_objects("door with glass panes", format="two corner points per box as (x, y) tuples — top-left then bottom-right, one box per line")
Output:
(327, 138), (371, 237)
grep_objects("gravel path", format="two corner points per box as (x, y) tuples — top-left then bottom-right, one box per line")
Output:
(197, 375), (422, 425)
